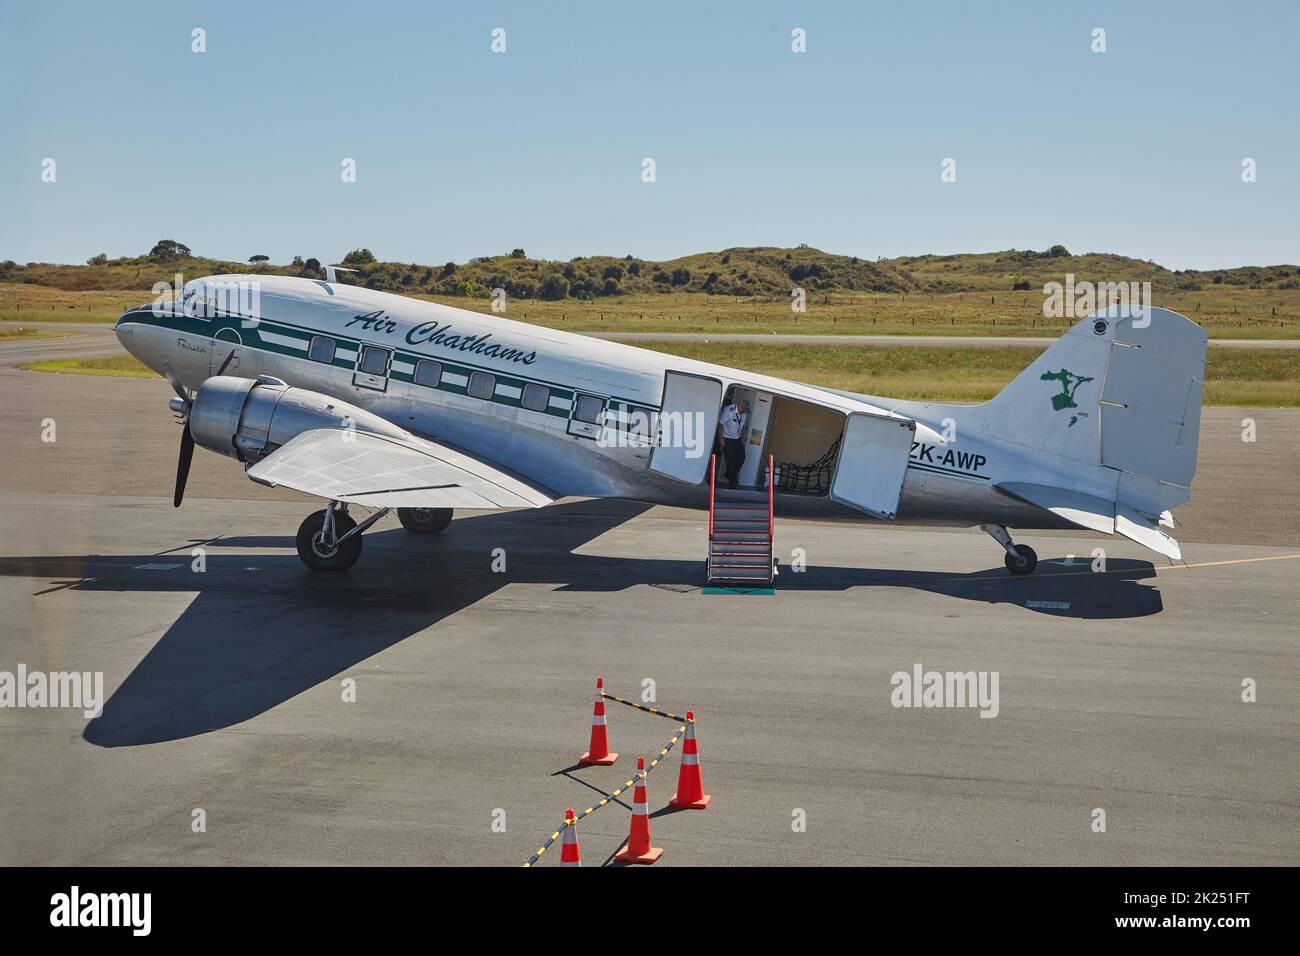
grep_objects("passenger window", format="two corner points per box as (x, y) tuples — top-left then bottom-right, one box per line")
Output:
(308, 335), (336, 363)
(467, 371), (496, 400)
(521, 382), (550, 412)
(574, 394), (605, 424)
(359, 345), (390, 375)
(414, 359), (443, 388)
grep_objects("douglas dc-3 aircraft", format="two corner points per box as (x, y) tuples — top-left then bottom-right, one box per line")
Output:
(114, 274), (1206, 577)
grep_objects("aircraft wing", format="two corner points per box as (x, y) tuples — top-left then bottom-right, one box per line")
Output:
(246, 428), (554, 510)
(994, 480), (1181, 560)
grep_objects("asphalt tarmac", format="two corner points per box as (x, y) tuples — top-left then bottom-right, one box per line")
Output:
(0, 367), (1296, 867)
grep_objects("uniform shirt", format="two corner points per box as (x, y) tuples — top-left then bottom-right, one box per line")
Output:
(718, 403), (748, 440)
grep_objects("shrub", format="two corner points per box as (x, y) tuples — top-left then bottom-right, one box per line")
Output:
(148, 239), (191, 262)
(342, 248), (377, 266)
(538, 275), (569, 300)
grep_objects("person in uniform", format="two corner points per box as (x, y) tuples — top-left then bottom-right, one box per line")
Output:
(716, 398), (750, 489)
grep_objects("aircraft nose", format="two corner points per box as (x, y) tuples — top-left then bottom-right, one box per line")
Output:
(114, 304), (151, 350)
(114, 309), (136, 344)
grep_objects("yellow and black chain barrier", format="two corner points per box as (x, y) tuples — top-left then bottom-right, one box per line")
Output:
(522, 721), (687, 867)
(599, 691), (684, 723)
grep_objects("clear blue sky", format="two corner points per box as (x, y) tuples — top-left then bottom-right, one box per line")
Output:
(2, 0), (1297, 270)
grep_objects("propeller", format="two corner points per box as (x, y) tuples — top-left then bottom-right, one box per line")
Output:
(162, 352), (237, 508)
(162, 363), (195, 508)
(174, 428), (195, 508)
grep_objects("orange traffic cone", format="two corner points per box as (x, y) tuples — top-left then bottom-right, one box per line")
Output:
(579, 677), (618, 766)
(615, 756), (663, 864)
(560, 808), (581, 867)
(669, 710), (712, 809)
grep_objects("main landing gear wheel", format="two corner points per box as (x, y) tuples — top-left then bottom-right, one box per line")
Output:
(1004, 544), (1038, 575)
(397, 507), (453, 535)
(296, 509), (362, 572)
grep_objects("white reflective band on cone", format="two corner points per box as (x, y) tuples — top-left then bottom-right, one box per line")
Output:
(560, 821), (580, 867)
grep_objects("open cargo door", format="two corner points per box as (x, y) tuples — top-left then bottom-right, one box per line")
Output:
(830, 412), (916, 519)
(648, 370), (722, 484)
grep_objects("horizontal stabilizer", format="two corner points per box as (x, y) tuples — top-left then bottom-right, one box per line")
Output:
(247, 428), (554, 510)
(1116, 505), (1182, 561)
(995, 480), (1182, 560)
(993, 481), (1116, 534)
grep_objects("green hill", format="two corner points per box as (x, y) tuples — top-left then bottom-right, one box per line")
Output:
(3, 242), (1297, 300)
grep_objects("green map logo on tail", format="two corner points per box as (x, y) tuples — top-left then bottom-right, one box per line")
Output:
(1040, 368), (1094, 427)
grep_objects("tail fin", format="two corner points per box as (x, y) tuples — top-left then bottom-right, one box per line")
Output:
(980, 305), (1207, 519)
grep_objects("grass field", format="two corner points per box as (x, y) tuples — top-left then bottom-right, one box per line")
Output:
(633, 342), (1300, 407)
(3, 283), (1299, 339)
(20, 355), (160, 378)
(21, 344), (1299, 407)
(0, 327), (68, 341)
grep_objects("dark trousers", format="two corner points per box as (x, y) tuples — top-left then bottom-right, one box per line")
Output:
(722, 437), (746, 487)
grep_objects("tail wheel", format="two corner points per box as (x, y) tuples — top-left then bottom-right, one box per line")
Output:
(1004, 544), (1038, 575)
(398, 507), (453, 535)
(296, 509), (362, 571)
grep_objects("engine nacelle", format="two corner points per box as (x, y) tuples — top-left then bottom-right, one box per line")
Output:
(188, 375), (409, 463)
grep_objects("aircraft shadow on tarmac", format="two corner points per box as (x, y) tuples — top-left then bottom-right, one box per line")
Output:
(0, 499), (1161, 748)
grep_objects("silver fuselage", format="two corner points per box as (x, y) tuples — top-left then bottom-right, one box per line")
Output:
(115, 276), (1068, 529)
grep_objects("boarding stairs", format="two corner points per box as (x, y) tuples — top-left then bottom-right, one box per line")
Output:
(706, 453), (776, 586)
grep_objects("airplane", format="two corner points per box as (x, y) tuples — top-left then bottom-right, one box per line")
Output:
(113, 273), (1206, 578)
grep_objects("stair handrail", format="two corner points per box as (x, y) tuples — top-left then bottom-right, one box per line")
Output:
(708, 453), (717, 541)
(767, 453), (774, 540)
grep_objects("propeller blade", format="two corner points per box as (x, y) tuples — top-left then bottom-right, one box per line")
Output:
(174, 426), (195, 508)
(215, 348), (237, 377)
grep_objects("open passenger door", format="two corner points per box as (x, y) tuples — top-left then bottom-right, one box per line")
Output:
(649, 371), (722, 484)
(830, 412), (916, 519)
